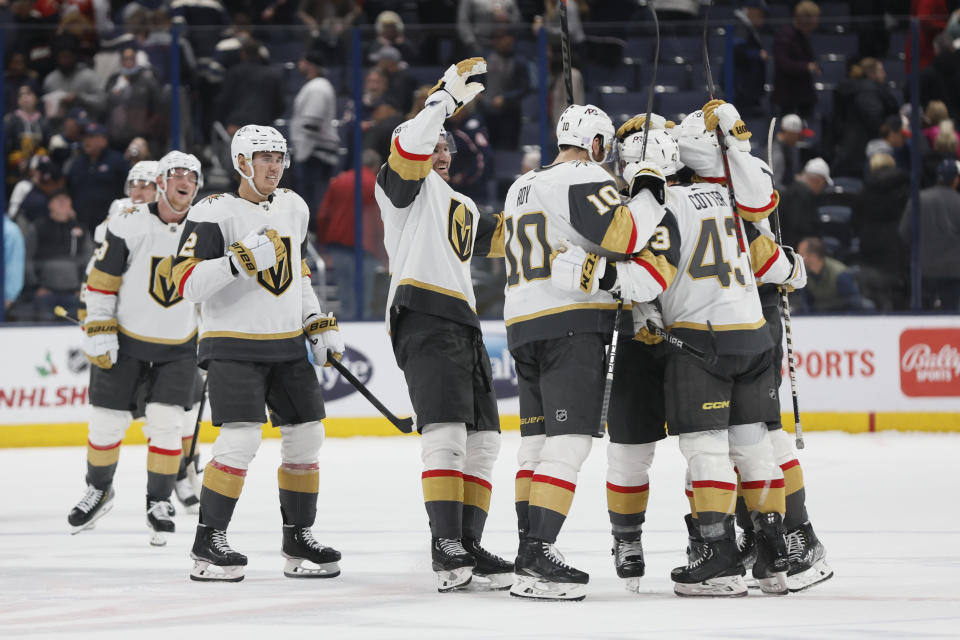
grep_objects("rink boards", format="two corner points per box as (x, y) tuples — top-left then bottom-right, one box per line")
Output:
(1, 316), (958, 447)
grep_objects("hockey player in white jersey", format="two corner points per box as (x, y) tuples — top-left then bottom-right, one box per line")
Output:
(69, 151), (203, 547)
(502, 104), (666, 601)
(170, 124), (343, 583)
(375, 58), (514, 593)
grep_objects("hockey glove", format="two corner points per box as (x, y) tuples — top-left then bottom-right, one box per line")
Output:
(83, 318), (119, 369)
(631, 301), (663, 345)
(228, 226), (286, 278)
(780, 245), (807, 291)
(426, 57), (487, 118)
(304, 312), (344, 367)
(623, 161), (667, 204)
(550, 240), (606, 295)
(616, 114), (675, 141)
(702, 99), (751, 152)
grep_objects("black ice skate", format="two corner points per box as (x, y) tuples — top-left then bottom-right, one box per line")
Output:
(431, 537), (476, 592)
(684, 514), (705, 564)
(737, 527), (759, 588)
(146, 496), (175, 546)
(672, 520), (746, 598)
(752, 512), (790, 595)
(174, 454), (200, 513)
(463, 537), (513, 590)
(785, 521), (833, 592)
(282, 525), (341, 578)
(190, 524), (247, 582)
(612, 537), (645, 593)
(68, 484), (115, 534)
(510, 538), (589, 601)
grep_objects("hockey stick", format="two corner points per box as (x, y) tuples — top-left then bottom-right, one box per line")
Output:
(186, 377), (206, 466)
(646, 320), (717, 367)
(766, 118), (805, 449)
(54, 305), (83, 326)
(326, 354), (414, 434)
(558, 0), (574, 106)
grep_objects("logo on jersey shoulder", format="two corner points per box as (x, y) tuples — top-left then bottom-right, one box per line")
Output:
(149, 256), (184, 307)
(201, 194), (225, 204)
(120, 205), (138, 217)
(257, 235), (293, 296)
(447, 198), (474, 262)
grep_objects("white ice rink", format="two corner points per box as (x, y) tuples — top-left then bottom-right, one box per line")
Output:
(1, 430), (958, 639)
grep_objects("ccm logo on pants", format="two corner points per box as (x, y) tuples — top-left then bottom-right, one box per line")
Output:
(701, 401), (730, 410)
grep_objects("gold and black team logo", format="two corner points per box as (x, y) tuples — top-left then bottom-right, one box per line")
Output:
(257, 236), (293, 296)
(447, 198), (473, 262)
(149, 256), (184, 307)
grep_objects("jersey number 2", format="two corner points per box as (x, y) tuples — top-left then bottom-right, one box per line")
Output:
(505, 212), (550, 286)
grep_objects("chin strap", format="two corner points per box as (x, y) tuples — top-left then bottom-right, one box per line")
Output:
(159, 181), (191, 217)
(239, 164), (270, 199)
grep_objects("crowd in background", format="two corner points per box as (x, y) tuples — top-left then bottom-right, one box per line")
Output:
(2, 0), (960, 320)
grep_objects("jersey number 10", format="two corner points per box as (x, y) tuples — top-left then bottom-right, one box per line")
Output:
(504, 212), (551, 286)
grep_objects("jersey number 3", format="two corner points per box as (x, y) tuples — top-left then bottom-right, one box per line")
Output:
(504, 212), (550, 286)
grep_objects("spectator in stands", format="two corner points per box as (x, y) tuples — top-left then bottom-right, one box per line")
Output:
(907, 0), (948, 72)
(833, 58), (901, 178)
(291, 48), (340, 230)
(479, 29), (530, 150)
(317, 149), (386, 320)
(369, 11), (418, 66)
(866, 114), (911, 174)
(772, 114), (814, 188)
(853, 152), (911, 310)
(731, 0), (768, 117)
(548, 46), (584, 126)
(4, 215), (25, 312)
(41, 35), (106, 120)
(4, 51), (40, 113)
(899, 157), (960, 310)
(457, 0), (521, 57)
(537, 0), (586, 46)
(363, 99), (406, 166)
(923, 100), (957, 150)
(215, 38), (286, 137)
(29, 190), (93, 320)
(371, 46), (418, 116)
(104, 47), (162, 152)
(124, 137), (153, 165)
(8, 0), (59, 79)
(47, 108), (87, 169)
(780, 157), (833, 247)
(4, 84), (50, 193)
(919, 32), (960, 121)
(65, 123), (128, 232)
(8, 156), (63, 223)
(446, 103), (493, 205)
(796, 236), (865, 312)
(521, 148), (541, 174)
(772, 0), (820, 118)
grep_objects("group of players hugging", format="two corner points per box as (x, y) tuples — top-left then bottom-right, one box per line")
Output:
(65, 57), (833, 600)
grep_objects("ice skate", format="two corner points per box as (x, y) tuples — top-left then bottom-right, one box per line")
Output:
(612, 537), (645, 593)
(672, 520), (746, 598)
(68, 484), (115, 534)
(462, 537), (513, 590)
(510, 538), (588, 601)
(752, 512), (790, 595)
(737, 527), (760, 588)
(431, 537), (476, 592)
(146, 496), (175, 546)
(684, 514), (704, 563)
(282, 525), (341, 578)
(190, 524), (247, 582)
(785, 521), (833, 592)
(174, 455), (200, 514)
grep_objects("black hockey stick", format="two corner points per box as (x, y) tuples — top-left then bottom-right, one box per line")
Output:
(186, 377), (207, 465)
(766, 118), (805, 449)
(326, 354), (414, 434)
(646, 320), (717, 367)
(558, 0), (574, 106)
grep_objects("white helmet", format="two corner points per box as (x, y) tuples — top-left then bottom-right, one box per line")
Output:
(618, 128), (682, 177)
(157, 150), (203, 215)
(674, 110), (723, 178)
(556, 104), (615, 163)
(231, 124), (289, 197)
(124, 160), (160, 197)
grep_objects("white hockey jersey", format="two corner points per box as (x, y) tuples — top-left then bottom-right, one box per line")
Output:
(85, 202), (197, 362)
(502, 160), (664, 347)
(170, 189), (318, 365)
(375, 101), (503, 333)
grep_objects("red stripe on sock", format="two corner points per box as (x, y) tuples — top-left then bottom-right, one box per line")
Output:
(780, 459), (800, 471)
(421, 469), (463, 479)
(691, 480), (737, 491)
(88, 440), (121, 451)
(740, 478), (786, 490)
(463, 474), (492, 490)
(148, 445), (181, 456)
(606, 482), (649, 494)
(210, 460), (247, 477)
(516, 470), (534, 480)
(685, 489), (694, 497)
(531, 474), (576, 493)
(282, 462), (320, 471)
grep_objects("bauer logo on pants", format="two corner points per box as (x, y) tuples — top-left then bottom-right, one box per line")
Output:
(899, 329), (960, 397)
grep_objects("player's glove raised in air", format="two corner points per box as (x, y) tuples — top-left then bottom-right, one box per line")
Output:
(83, 318), (119, 369)
(622, 160), (667, 203)
(426, 57), (487, 118)
(631, 301), (664, 345)
(550, 240), (606, 295)
(304, 312), (344, 366)
(702, 99), (751, 151)
(228, 225), (286, 278)
(616, 114), (675, 141)
(780, 245), (807, 291)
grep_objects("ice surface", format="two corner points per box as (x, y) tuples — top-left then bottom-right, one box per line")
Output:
(1, 431), (958, 639)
